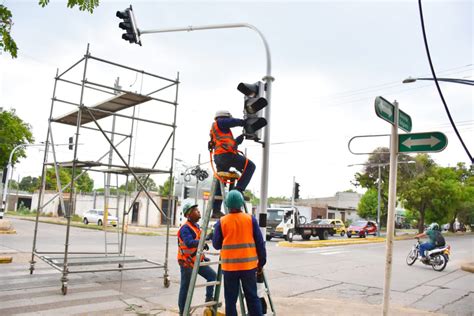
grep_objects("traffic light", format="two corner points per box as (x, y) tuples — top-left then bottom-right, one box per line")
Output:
(294, 182), (300, 200)
(116, 5), (141, 45)
(184, 186), (190, 199)
(237, 81), (268, 141)
(68, 136), (74, 150)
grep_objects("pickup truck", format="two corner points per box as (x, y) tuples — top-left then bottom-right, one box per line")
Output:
(267, 207), (334, 242)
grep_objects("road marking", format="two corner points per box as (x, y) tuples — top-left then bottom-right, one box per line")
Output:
(15, 300), (127, 316)
(0, 289), (120, 310)
(319, 251), (348, 255)
(0, 282), (102, 296)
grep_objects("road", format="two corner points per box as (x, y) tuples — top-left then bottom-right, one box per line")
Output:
(0, 218), (472, 315)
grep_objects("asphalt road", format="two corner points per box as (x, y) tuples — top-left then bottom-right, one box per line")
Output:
(0, 218), (472, 315)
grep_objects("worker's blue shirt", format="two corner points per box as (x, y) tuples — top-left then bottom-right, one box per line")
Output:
(212, 213), (267, 269)
(216, 117), (245, 145)
(179, 221), (200, 248)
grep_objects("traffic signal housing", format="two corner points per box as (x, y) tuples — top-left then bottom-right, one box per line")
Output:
(184, 186), (190, 199)
(68, 136), (74, 150)
(237, 81), (268, 141)
(294, 182), (300, 200)
(116, 5), (142, 45)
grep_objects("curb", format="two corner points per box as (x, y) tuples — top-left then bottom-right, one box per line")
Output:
(278, 234), (417, 248)
(0, 230), (16, 234)
(0, 256), (13, 264)
(461, 262), (474, 273)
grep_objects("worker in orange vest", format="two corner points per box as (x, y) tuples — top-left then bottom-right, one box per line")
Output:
(177, 203), (216, 315)
(212, 190), (266, 316)
(209, 110), (256, 218)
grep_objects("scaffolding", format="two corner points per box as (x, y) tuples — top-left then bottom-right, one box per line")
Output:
(29, 45), (179, 295)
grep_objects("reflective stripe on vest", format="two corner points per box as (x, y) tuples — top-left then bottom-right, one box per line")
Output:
(220, 212), (258, 271)
(210, 121), (237, 155)
(177, 221), (202, 267)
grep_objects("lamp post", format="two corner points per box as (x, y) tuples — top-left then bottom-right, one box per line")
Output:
(402, 77), (474, 86)
(1, 143), (46, 219)
(348, 161), (415, 236)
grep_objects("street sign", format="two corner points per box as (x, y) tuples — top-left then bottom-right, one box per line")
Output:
(399, 132), (448, 153)
(374, 96), (412, 132)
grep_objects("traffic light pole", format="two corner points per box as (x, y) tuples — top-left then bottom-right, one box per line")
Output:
(140, 22), (274, 237)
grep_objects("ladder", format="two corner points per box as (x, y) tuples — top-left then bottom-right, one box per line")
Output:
(183, 171), (275, 316)
(103, 172), (121, 256)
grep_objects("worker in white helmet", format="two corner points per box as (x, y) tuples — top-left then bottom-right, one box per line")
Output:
(208, 110), (255, 218)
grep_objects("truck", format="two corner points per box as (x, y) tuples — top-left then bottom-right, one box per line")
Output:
(268, 207), (334, 242)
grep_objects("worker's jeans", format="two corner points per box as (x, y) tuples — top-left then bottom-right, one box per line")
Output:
(419, 242), (435, 257)
(178, 265), (216, 315)
(223, 269), (262, 316)
(213, 153), (256, 211)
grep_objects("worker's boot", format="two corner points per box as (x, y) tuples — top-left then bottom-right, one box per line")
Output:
(234, 188), (250, 201)
(211, 210), (225, 219)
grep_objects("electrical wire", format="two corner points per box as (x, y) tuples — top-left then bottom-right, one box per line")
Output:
(418, 0), (473, 163)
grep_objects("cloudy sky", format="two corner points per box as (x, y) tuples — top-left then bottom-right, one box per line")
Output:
(1, 0), (472, 199)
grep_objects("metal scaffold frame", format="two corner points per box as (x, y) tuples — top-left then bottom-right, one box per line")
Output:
(29, 44), (179, 295)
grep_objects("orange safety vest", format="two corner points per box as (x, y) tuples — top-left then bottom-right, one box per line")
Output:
(220, 212), (258, 271)
(210, 121), (237, 155)
(177, 221), (203, 268)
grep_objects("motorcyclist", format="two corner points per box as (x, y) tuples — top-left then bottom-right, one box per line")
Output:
(415, 222), (445, 262)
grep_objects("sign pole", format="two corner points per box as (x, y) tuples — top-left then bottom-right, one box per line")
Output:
(382, 100), (399, 315)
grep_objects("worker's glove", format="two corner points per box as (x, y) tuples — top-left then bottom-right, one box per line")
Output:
(235, 134), (244, 145)
(203, 243), (210, 251)
(206, 231), (214, 241)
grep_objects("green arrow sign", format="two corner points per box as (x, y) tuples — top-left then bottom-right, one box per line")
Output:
(374, 96), (412, 132)
(399, 132), (448, 153)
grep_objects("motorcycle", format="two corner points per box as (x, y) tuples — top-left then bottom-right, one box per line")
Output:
(406, 237), (451, 271)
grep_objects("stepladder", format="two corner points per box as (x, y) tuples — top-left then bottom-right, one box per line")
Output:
(183, 171), (275, 316)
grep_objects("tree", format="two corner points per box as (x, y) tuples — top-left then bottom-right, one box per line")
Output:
(19, 176), (40, 192)
(158, 177), (173, 196)
(0, 109), (34, 169)
(119, 176), (159, 193)
(357, 188), (379, 220)
(41, 167), (94, 193)
(352, 147), (412, 226)
(1, 1), (100, 58)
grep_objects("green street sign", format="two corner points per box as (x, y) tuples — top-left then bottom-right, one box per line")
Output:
(374, 96), (412, 132)
(399, 132), (448, 153)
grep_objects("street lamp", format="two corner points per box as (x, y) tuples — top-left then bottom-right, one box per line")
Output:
(403, 76), (474, 86)
(1, 143), (46, 219)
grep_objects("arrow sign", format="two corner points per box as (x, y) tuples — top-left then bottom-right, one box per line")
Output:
(374, 96), (412, 132)
(399, 132), (448, 153)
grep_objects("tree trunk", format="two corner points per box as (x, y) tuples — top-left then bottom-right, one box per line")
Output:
(418, 204), (425, 233)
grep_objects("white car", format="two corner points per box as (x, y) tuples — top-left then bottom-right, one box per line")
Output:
(82, 209), (118, 226)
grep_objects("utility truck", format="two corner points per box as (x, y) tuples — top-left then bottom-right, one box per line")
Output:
(269, 207), (334, 242)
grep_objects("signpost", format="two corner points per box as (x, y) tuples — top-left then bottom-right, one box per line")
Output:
(374, 96), (448, 316)
(374, 96), (412, 132)
(399, 132), (447, 153)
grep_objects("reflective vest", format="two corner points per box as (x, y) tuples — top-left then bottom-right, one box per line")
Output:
(177, 221), (203, 268)
(210, 121), (237, 155)
(220, 212), (258, 271)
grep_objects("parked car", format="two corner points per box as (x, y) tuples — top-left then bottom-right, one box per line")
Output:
(82, 209), (118, 226)
(319, 219), (347, 236)
(347, 220), (377, 238)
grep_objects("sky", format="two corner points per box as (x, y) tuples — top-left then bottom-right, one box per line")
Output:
(1, 0), (472, 200)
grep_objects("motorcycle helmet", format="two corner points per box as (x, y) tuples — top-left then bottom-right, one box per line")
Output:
(428, 222), (440, 231)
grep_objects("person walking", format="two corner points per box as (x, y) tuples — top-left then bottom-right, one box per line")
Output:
(177, 203), (216, 315)
(212, 190), (266, 316)
(209, 110), (256, 218)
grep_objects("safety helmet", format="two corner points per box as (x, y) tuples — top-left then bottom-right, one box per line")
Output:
(214, 110), (232, 119)
(182, 203), (198, 217)
(428, 222), (440, 231)
(225, 190), (245, 209)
